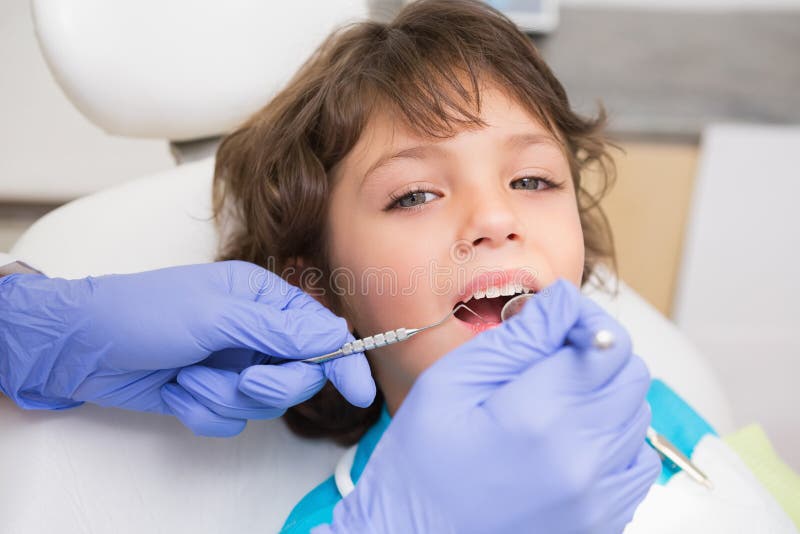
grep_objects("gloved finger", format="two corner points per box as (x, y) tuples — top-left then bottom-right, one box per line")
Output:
(577, 443), (661, 532)
(200, 348), (268, 372)
(204, 298), (351, 359)
(238, 361), (328, 410)
(483, 347), (648, 437)
(176, 366), (286, 420)
(599, 443), (661, 526)
(223, 261), (323, 312)
(201, 262), (357, 360)
(556, 288), (636, 397)
(72, 369), (178, 415)
(565, 293), (632, 356)
(595, 400), (654, 478)
(572, 354), (651, 430)
(481, 345), (580, 432)
(161, 383), (247, 437)
(320, 353), (377, 408)
(500, 339), (636, 405)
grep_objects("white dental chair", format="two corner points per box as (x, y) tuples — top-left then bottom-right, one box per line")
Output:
(1, 1), (733, 533)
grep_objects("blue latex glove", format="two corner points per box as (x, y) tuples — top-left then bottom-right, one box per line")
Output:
(319, 279), (661, 534)
(0, 261), (375, 437)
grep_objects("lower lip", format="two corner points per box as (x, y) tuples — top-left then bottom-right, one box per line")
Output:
(456, 318), (501, 334)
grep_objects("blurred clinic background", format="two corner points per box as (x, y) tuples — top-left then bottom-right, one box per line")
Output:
(1, 0), (798, 467)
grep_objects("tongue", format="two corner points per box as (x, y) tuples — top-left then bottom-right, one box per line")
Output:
(454, 295), (515, 324)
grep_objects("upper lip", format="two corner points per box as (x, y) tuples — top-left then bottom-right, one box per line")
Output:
(452, 268), (542, 308)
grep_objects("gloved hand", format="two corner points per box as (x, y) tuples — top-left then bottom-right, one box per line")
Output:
(320, 278), (661, 534)
(0, 261), (375, 437)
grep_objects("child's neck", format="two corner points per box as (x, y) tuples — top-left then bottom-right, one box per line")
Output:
(371, 361), (413, 417)
(382, 385), (406, 417)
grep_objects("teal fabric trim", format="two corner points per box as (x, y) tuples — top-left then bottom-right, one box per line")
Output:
(280, 406), (391, 534)
(282, 379), (717, 531)
(280, 477), (338, 533)
(647, 378), (717, 484)
(351, 405), (391, 482)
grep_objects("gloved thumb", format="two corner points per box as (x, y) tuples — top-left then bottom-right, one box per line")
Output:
(237, 353), (376, 410)
(417, 278), (583, 405)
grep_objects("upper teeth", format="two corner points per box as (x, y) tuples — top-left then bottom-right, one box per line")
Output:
(466, 282), (534, 301)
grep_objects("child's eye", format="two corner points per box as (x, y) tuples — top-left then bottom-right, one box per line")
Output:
(386, 188), (441, 211)
(510, 176), (559, 191)
(385, 176), (561, 212)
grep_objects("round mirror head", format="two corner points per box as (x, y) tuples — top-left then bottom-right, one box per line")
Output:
(500, 293), (534, 322)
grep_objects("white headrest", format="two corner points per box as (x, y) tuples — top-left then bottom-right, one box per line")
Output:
(31, 0), (370, 141)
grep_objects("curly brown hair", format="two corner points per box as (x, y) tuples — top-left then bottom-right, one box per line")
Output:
(213, 0), (619, 445)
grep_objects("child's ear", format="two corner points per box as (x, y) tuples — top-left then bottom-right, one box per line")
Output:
(283, 256), (337, 307)
(285, 258), (355, 333)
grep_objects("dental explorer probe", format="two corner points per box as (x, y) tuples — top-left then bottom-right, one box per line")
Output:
(501, 293), (714, 490)
(299, 303), (484, 364)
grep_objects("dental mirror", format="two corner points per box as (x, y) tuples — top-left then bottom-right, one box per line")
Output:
(500, 293), (534, 322)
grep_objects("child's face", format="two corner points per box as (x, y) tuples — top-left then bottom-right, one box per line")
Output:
(325, 83), (585, 411)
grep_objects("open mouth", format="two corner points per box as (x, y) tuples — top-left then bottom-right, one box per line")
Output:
(453, 283), (536, 325)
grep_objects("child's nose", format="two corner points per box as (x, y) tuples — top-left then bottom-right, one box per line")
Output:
(459, 188), (522, 250)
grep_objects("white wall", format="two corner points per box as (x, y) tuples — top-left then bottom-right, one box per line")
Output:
(673, 124), (800, 470)
(562, 0), (800, 9)
(0, 0), (173, 203)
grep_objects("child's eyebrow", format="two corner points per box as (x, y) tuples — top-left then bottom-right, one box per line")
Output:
(361, 132), (560, 188)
